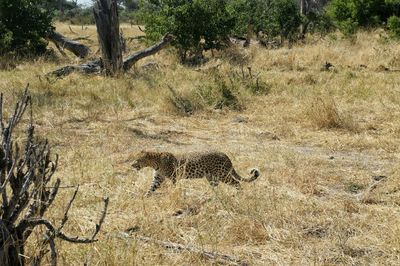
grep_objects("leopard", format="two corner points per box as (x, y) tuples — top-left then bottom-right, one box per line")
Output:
(131, 150), (260, 196)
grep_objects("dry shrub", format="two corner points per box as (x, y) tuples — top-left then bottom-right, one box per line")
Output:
(0, 56), (16, 70)
(218, 45), (251, 66)
(227, 218), (269, 244)
(165, 86), (195, 116)
(199, 77), (242, 111)
(308, 96), (359, 132)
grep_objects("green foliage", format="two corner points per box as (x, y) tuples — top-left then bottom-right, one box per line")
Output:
(229, 0), (301, 42)
(387, 15), (400, 37)
(62, 7), (95, 24)
(267, 0), (301, 41)
(303, 12), (335, 35)
(0, 22), (13, 54)
(140, 0), (235, 61)
(326, 0), (399, 36)
(0, 0), (54, 55)
(122, 0), (140, 11)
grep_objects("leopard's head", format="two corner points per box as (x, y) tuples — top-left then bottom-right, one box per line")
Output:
(131, 151), (155, 170)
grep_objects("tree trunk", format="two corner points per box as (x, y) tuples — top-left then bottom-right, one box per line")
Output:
(47, 31), (91, 58)
(299, 0), (306, 36)
(93, 0), (123, 75)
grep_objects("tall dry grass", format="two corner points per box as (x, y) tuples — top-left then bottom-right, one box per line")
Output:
(0, 24), (399, 265)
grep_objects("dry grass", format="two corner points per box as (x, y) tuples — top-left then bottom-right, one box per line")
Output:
(307, 96), (359, 132)
(1, 24), (400, 265)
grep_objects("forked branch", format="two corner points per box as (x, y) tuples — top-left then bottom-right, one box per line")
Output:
(0, 88), (109, 266)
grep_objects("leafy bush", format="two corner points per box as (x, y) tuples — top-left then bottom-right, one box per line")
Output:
(302, 12), (335, 36)
(0, 22), (13, 55)
(229, 0), (301, 43)
(266, 0), (302, 41)
(0, 0), (54, 55)
(387, 15), (400, 37)
(140, 0), (235, 61)
(62, 7), (95, 25)
(326, 0), (391, 36)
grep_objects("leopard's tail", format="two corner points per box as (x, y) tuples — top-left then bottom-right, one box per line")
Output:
(233, 168), (260, 182)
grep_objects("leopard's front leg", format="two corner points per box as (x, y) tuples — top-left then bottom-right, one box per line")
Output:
(145, 172), (165, 196)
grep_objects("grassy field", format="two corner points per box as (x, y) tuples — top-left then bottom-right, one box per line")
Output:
(1, 23), (400, 265)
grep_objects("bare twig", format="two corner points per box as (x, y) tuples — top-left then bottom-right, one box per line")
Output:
(72, 35), (92, 41)
(69, 26), (76, 34)
(127, 35), (146, 42)
(91, 197), (109, 241)
(58, 185), (79, 231)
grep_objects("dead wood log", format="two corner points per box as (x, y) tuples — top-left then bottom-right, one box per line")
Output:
(48, 59), (102, 77)
(47, 34), (174, 78)
(47, 31), (91, 58)
(93, 0), (123, 75)
(138, 235), (248, 266)
(120, 230), (248, 266)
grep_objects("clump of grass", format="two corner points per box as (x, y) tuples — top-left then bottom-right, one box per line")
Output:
(218, 45), (251, 66)
(197, 74), (242, 111)
(166, 85), (194, 116)
(308, 96), (359, 132)
(0, 56), (17, 71)
(230, 66), (271, 95)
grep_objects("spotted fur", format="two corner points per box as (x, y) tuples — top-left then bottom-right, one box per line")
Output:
(132, 151), (260, 196)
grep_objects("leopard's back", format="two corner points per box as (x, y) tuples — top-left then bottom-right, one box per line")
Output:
(176, 151), (234, 180)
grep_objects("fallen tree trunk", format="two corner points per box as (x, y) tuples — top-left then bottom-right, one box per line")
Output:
(47, 31), (91, 58)
(47, 34), (174, 78)
(48, 59), (102, 78)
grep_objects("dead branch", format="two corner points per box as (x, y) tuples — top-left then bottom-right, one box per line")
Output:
(47, 34), (174, 78)
(53, 41), (68, 58)
(123, 34), (174, 70)
(47, 31), (91, 58)
(0, 88), (108, 266)
(127, 36), (146, 42)
(47, 59), (102, 78)
(72, 35), (92, 41)
(121, 231), (248, 266)
(69, 26), (76, 34)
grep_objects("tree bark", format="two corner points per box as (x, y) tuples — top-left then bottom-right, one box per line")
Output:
(299, 0), (306, 37)
(93, 0), (123, 75)
(47, 31), (91, 58)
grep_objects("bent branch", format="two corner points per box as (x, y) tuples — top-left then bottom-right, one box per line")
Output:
(47, 31), (91, 58)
